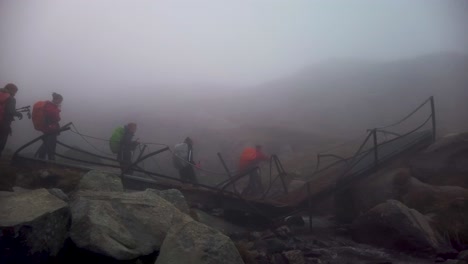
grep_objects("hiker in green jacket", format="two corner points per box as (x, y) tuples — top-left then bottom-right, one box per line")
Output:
(117, 123), (139, 175)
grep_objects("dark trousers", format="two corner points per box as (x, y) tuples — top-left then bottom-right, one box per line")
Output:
(179, 165), (198, 184)
(37, 133), (57, 160)
(118, 150), (133, 175)
(242, 169), (263, 196)
(0, 125), (10, 158)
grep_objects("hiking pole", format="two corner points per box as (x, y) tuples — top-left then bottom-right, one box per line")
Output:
(16, 105), (31, 119)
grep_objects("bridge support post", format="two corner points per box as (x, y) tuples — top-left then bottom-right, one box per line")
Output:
(217, 152), (238, 194)
(307, 182), (312, 231)
(372, 129), (379, 170)
(430, 96), (436, 143)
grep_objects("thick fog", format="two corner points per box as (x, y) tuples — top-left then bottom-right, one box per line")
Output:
(1, 0), (468, 177)
(1, 0), (467, 87)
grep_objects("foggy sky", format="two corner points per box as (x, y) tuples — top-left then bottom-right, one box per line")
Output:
(1, 0), (467, 91)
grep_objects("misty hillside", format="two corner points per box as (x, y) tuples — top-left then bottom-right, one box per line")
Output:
(8, 53), (468, 177)
(216, 53), (468, 138)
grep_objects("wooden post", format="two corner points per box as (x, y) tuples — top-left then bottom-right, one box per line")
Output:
(430, 96), (436, 143)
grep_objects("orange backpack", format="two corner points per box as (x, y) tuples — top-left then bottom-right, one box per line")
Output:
(32, 101), (48, 132)
(0, 92), (11, 123)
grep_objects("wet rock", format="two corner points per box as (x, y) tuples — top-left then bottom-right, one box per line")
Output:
(255, 238), (288, 254)
(40, 170), (51, 179)
(15, 168), (84, 193)
(410, 132), (468, 188)
(442, 260), (461, 264)
(270, 253), (288, 264)
(70, 189), (192, 260)
(335, 168), (412, 223)
(459, 250), (468, 260)
(260, 229), (276, 239)
(48, 188), (70, 202)
(77, 170), (123, 192)
(311, 238), (330, 248)
(276, 225), (292, 239)
(397, 176), (468, 246)
(351, 199), (444, 253)
(155, 220), (244, 264)
(193, 208), (246, 236)
(255, 252), (270, 264)
(12, 186), (30, 192)
(286, 215), (306, 227)
(306, 257), (322, 264)
(0, 188), (70, 261)
(283, 250), (305, 264)
(249, 231), (262, 240)
(146, 189), (190, 214)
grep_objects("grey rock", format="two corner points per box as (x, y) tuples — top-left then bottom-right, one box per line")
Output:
(250, 231), (262, 240)
(306, 258), (322, 264)
(78, 170), (123, 192)
(155, 220), (244, 264)
(459, 250), (468, 260)
(270, 253), (288, 264)
(145, 189), (190, 214)
(0, 188), (70, 258)
(12, 186), (30, 192)
(275, 225), (292, 239)
(282, 250), (305, 264)
(40, 170), (51, 179)
(258, 238), (287, 254)
(48, 188), (69, 202)
(192, 208), (246, 236)
(70, 189), (192, 260)
(285, 215), (306, 227)
(351, 199), (444, 253)
(442, 260), (460, 264)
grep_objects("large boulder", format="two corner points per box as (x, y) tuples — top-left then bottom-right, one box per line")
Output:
(395, 176), (468, 248)
(15, 167), (84, 193)
(335, 168), (411, 223)
(147, 189), (190, 214)
(351, 200), (444, 253)
(77, 170), (123, 192)
(155, 220), (244, 264)
(69, 189), (192, 260)
(409, 132), (468, 188)
(397, 176), (468, 213)
(0, 188), (70, 261)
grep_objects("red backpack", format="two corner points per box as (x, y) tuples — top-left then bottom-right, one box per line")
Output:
(32, 101), (48, 132)
(0, 91), (11, 123)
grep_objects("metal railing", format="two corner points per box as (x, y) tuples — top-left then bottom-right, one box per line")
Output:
(300, 96), (437, 230)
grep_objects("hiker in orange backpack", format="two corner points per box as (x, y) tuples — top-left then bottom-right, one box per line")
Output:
(35, 92), (63, 160)
(238, 145), (270, 196)
(0, 83), (23, 158)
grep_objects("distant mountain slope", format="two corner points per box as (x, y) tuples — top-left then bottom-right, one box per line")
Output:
(216, 53), (468, 137)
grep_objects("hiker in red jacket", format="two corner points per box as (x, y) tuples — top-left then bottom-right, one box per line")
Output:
(238, 145), (270, 196)
(37, 93), (63, 160)
(0, 83), (22, 158)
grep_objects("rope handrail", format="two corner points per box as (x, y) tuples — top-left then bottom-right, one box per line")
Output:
(313, 96), (435, 174)
(56, 140), (119, 163)
(374, 96), (432, 130)
(68, 125), (240, 177)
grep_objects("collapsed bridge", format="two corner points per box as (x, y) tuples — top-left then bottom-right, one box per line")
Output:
(11, 96), (437, 222)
